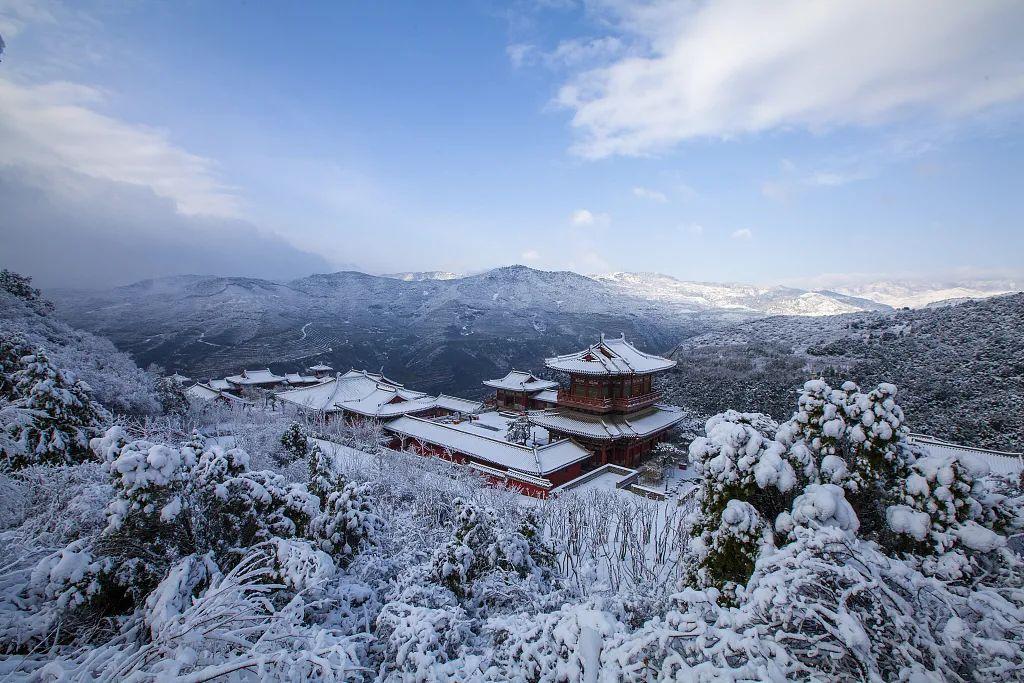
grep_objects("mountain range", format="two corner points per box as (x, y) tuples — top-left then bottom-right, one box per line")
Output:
(48, 266), (1020, 398)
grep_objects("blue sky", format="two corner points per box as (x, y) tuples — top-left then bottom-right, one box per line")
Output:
(1, 0), (1023, 287)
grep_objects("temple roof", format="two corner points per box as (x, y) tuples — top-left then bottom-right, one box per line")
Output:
(209, 378), (232, 391)
(307, 363), (334, 372)
(186, 383), (253, 405)
(532, 389), (559, 404)
(166, 373), (191, 384)
(385, 415), (591, 477)
(275, 371), (482, 418)
(285, 372), (321, 385)
(225, 368), (287, 386)
(528, 404), (685, 441)
(483, 370), (558, 392)
(545, 334), (676, 376)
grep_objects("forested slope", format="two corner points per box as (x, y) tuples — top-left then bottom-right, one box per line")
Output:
(662, 293), (1024, 450)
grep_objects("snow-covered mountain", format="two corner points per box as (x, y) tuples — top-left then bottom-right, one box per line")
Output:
(381, 271), (461, 281)
(50, 266), (711, 396)
(830, 278), (1020, 308)
(591, 272), (892, 316)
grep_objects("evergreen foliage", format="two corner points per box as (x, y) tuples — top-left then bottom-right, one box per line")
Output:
(280, 421), (310, 463)
(2, 347), (106, 469)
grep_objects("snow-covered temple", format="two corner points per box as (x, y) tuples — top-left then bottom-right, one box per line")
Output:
(276, 369), (483, 420)
(528, 334), (684, 468)
(386, 413), (592, 496)
(483, 370), (559, 410)
(225, 368), (288, 390)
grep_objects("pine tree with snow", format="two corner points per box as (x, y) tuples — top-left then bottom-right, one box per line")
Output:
(430, 498), (546, 602)
(843, 383), (912, 534)
(280, 421), (309, 463)
(310, 478), (380, 564)
(4, 348), (106, 469)
(181, 428), (206, 455)
(0, 333), (30, 400)
(154, 376), (189, 416)
(307, 441), (336, 501)
(505, 412), (532, 446)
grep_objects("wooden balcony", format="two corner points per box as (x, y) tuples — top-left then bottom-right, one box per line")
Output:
(556, 389), (661, 414)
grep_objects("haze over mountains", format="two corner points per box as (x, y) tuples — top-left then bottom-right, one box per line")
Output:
(49, 265), (1020, 399)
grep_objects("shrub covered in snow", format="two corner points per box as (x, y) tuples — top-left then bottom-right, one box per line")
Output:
(0, 427), (350, 650)
(887, 451), (1024, 582)
(429, 498), (556, 605)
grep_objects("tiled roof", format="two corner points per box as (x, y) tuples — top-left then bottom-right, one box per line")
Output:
(385, 415), (591, 476)
(529, 404), (685, 441)
(275, 371), (480, 419)
(545, 334), (675, 376)
(909, 434), (1023, 476)
(186, 383), (253, 404)
(533, 389), (559, 403)
(225, 369), (287, 385)
(483, 370), (558, 392)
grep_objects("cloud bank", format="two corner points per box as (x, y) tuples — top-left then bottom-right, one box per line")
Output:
(0, 166), (331, 288)
(557, 0), (1024, 157)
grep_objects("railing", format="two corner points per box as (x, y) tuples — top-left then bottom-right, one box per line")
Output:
(556, 390), (661, 413)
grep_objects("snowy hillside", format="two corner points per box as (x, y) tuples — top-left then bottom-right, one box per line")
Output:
(660, 293), (1024, 451)
(831, 277), (1021, 308)
(380, 270), (461, 281)
(591, 271), (892, 316)
(50, 266), (720, 396)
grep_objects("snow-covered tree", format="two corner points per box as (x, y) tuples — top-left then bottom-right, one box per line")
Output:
(0, 269), (53, 314)
(505, 413), (532, 446)
(307, 441), (336, 501)
(887, 451), (1024, 582)
(310, 478), (380, 565)
(154, 376), (189, 416)
(430, 498), (555, 604)
(3, 348), (106, 469)
(0, 333), (30, 400)
(279, 421), (309, 463)
(7, 429), (327, 648)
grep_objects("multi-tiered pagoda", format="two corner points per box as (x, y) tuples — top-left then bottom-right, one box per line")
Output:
(529, 334), (684, 468)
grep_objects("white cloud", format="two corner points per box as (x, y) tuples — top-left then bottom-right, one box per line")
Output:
(507, 36), (622, 70)
(546, 37), (623, 67)
(557, 0), (1024, 157)
(506, 43), (536, 69)
(570, 208), (610, 227)
(731, 228), (753, 240)
(632, 186), (668, 202)
(521, 249), (541, 261)
(682, 223), (704, 236)
(0, 77), (240, 217)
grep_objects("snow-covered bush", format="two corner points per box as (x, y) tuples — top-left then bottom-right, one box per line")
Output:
(373, 600), (473, 680)
(0, 428), (337, 648)
(887, 452), (1024, 582)
(688, 499), (770, 603)
(775, 483), (860, 540)
(685, 411), (799, 597)
(430, 498), (556, 606)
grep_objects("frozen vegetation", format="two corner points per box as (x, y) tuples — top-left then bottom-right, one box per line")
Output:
(1, 270), (1023, 680)
(662, 293), (1024, 451)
